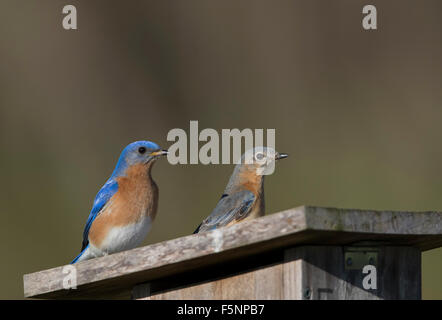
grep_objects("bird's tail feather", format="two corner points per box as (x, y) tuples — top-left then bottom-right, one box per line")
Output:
(193, 223), (202, 234)
(70, 244), (89, 264)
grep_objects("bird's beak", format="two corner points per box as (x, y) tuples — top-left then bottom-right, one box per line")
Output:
(276, 153), (288, 160)
(150, 149), (168, 157)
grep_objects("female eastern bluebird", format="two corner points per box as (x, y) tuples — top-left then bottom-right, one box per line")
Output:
(71, 141), (168, 263)
(194, 147), (288, 233)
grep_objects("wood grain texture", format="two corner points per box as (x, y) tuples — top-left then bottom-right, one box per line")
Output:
(136, 246), (420, 300)
(23, 206), (442, 299)
(284, 246), (421, 300)
(136, 263), (284, 300)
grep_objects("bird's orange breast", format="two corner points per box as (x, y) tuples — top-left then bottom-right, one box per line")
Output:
(88, 163), (158, 247)
(230, 167), (265, 222)
(237, 168), (263, 197)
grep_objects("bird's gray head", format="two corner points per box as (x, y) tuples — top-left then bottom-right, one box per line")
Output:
(239, 146), (288, 176)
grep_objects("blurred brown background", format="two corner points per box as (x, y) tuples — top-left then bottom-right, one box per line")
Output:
(0, 0), (441, 299)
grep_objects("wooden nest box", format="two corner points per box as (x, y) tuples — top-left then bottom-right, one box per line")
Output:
(23, 206), (442, 299)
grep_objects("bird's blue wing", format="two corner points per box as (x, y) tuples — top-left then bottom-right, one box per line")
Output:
(80, 179), (119, 251)
(196, 190), (255, 233)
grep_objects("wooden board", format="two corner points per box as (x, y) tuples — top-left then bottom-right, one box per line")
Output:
(135, 262), (286, 299)
(23, 206), (442, 299)
(135, 246), (420, 300)
(285, 246), (421, 300)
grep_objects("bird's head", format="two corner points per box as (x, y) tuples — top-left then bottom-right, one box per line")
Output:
(240, 146), (288, 176)
(123, 141), (168, 165)
(112, 141), (168, 177)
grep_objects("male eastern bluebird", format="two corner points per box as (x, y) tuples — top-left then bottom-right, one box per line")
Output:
(194, 147), (288, 233)
(71, 141), (168, 263)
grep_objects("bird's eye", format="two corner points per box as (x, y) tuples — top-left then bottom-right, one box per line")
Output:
(255, 152), (264, 161)
(138, 147), (146, 154)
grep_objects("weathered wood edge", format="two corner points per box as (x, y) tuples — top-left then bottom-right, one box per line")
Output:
(23, 205), (442, 299)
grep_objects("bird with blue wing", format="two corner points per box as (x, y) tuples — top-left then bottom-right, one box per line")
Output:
(194, 147), (288, 233)
(71, 141), (168, 263)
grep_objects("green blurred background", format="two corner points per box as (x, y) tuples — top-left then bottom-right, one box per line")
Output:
(1, 0), (441, 299)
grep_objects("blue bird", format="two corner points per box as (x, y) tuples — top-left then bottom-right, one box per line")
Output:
(71, 141), (168, 263)
(194, 147), (288, 233)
